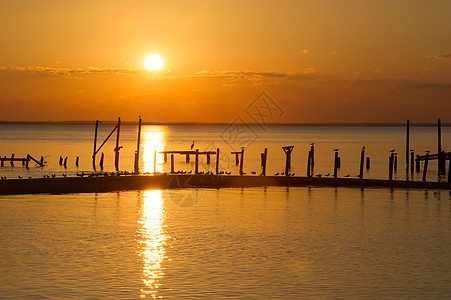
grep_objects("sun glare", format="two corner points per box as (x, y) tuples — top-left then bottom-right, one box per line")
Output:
(144, 55), (164, 71)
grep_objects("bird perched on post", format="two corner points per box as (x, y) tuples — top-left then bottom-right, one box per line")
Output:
(190, 141), (195, 150)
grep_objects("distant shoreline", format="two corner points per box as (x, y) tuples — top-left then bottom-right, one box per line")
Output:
(0, 121), (449, 127)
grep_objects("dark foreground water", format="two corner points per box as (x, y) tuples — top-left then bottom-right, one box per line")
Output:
(1, 124), (451, 298)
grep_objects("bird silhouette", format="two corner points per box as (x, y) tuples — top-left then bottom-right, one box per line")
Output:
(324, 173), (330, 176)
(315, 174), (322, 177)
(333, 148), (339, 152)
(390, 149), (396, 153)
(18, 175), (22, 179)
(190, 141), (195, 150)
(362, 146), (365, 150)
(344, 174), (350, 177)
(250, 171), (256, 174)
(310, 142), (314, 145)
(291, 173), (295, 176)
(225, 171), (231, 175)
(281, 172), (285, 176)
(274, 172), (280, 176)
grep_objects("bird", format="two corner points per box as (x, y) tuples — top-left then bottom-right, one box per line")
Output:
(310, 142), (314, 145)
(281, 172), (285, 176)
(324, 173), (330, 177)
(190, 141), (195, 150)
(344, 174), (350, 177)
(291, 173), (295, 176)
(390, 149), (396, 153)
(333, 148), (339, 152)
(250, 171), (256, 175)
(62, 173), (67, 178)
(362, 146), (365, 150)
(18, 175), (22, 179)
(315, 174), (322, 177)
(225, 171), (231, 175)
(274, 172), (280, 176)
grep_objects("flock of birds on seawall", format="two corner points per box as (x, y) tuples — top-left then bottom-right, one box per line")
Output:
(0, 143), (364, 180)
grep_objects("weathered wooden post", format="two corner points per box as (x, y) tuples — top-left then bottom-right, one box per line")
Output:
(239, 148), (245, 175)
(415, 155), (420, 172)
(359, 146), (365, 179)
(92, 120), (101, 171)
(307, 151), (312, 177)
(366, 157), (370, 169)
(310, 143), (315, 173)
(75, 156), (79, 167)
(170, 154), (174, 173)
(185, 153), (190, 163)
(40, 156), (44, 167)
(59, 156), (63, 166)
(195, 149), (199, 174)
(282, 146), (294, 177)
(410, 150), (414, 175)
(261, 148), (268, 176)
(154, 150), (157, 173)
(234, 152), (239, 165)
(134, 116), (142, 174)
(216, 148), (220, 175)
(439, 150), (446, 174)
(406, 120), (410, 167)
(1, 157), (4, 167)
(114, 117), (122, 171)
(423, 153), (429, 182)
(100, 152), (104, 171)
(63, 157), (68, 168)
(333, 150), (339, 178)
(389, 152), (394, 180)
(10, 154), (14, 166)
(260, 153), (265, 167)
(206, 153), (211, 164)
(163, 153), (167, 163)
(25, 155), (30, 168)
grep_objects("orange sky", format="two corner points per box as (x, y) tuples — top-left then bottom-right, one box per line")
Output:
(1, 0), (450, 123)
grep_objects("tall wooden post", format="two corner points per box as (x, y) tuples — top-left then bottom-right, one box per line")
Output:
(63, 157), (68, 168)
(206, 153), (211, 164)
(185, 154), (190, 163)
(410, 151), (414, 175)
(423, 153), (429, 182)
(195, 149), (199, 174)
(262, 148), (268, 176)
(394, 153), (398, 172)
(389, 152), (394, 180)
(114, 117), (121, 171)
(406, 120), (410, 166)
(366, 157), (370, 169)
(333, 151), (339, 178)
(448, 158), (451, 183)
(438, 118), (442, 156)
(310, 143), (315, 173)
(307, 151), (312, 177)
(170, 154), (174, 173)
(359, 147), (365, 179)
(92, 120), (100, 171)
(239, 148), (245, 175)
(25, 154), (30, 168)
(282, 146), (294, 177)
(234, 153), (239, 165)
(75, 156), (79, 167)
(416, 155), (420, 172)
(216, 148), (220, 175)
(134, 116), (142, 174)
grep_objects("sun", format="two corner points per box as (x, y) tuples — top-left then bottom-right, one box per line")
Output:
(144, 55), (164, 71)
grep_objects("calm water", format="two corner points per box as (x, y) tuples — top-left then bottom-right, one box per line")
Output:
(1, 124), (451, 298)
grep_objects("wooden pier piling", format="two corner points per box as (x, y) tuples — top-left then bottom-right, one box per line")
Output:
(75, 156), (79, 167)
(185, 154), (190, 163)
(92, 120), (100, 171)
(307, 151), (312, 177)
(231, 152), (240, 165)
(114, 117), (122, 171)
(416, 155), (420, 172)
(406, 120), (410, 167)
(134, 116), (142, 174)
(394, 153), (398, 172)
(216, 148), (220, 175)
(282, 146), (294, 176)
(359, 147), (365, 179)
(261, 148), (267, 176)
(63, 157), (68, 168)
(59, 156), (63, 166)
(448, 160), (451, 183)
(310, 143), (315, 173)
(10, 154), (14, 166)
(195, 149), (199, 174)
(410, 151), (414, 175)
(333, 150), (339, 178)
(99, 152), (104, 171)
(239, 148), (245, 176)
(206, 153), (211, 164)
(423, 153), (429, 182)
(389, 152), (394, 180)
(170, 154), (174, 173)
(366, 157), (370, 170)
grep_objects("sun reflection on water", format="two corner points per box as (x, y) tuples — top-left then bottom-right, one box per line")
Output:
(142, 126), (165, 174)
(137, 190), (170, 298)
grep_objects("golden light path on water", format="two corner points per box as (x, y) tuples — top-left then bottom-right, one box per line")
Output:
(137, 190), (170, 298)
(141, 126), (166, 174)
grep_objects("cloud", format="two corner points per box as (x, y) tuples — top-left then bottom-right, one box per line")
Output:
(434, 52), (451, 60)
